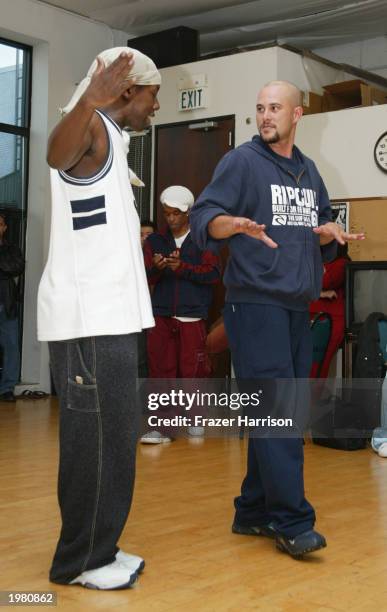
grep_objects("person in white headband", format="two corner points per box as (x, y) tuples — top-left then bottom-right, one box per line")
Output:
(61, 47), (161, 115)
(140, 185), (221, 445)
(160, 185), (195, 212)
(39, 48), (161, 591)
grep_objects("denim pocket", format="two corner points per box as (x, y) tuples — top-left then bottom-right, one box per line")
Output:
(66, 338), (98, 412)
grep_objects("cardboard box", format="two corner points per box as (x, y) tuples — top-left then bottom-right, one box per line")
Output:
(302, 90), (323, 115)
(322, 79), (387, 111)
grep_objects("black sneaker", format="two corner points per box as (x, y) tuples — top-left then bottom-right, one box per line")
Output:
(232, 522), (277, 539)
(276, 529), (327, 559)
(0, 391), (16, 402)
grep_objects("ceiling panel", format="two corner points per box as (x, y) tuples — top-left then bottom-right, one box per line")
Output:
(39, 0), (387, 56)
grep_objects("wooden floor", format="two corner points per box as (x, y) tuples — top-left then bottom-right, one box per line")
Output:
(1, 398), (387, 611)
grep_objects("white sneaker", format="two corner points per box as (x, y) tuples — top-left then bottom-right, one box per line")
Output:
(378, 442), (387, 458)
(115, 550), (145, 574)
(140, 431), (172, 444)
(69, 559), (137, 590)
(188, 426), (205, 437)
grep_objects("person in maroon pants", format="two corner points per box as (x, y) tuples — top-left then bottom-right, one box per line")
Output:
(141, 185), (221, 443)
(310, 247), (349, 378)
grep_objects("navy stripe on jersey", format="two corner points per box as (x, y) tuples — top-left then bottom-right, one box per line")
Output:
(71, 195), (105, 214)
(58, 126), (113, 186)
(96, 109), (122, 135)
(73, 211), (107, 231)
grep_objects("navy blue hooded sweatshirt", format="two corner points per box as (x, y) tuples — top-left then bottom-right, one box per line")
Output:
(190, 135), (337, 312)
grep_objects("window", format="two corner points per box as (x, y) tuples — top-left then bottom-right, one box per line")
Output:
(0, 38), (31, 246)
(0, 38), (32, 380)
(127, 129), (152, 221)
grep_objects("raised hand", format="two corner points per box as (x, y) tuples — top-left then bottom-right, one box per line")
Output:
(81, 52), (136, 109)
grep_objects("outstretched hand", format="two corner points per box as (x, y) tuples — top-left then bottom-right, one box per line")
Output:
(82, 52), (136, 109)
(233, 217), (278, 248)
(313, 222), (365, 245)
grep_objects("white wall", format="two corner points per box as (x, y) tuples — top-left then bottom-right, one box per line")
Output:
(1, 0), (114, 390)
(297, 104), (387, 199)
(112, 28), (132, 47)
(276, 47), (350, 94)
(313, 36), (387, 80)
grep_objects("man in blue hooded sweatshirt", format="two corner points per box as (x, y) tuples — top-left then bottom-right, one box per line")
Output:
(190, 80), (364, 558)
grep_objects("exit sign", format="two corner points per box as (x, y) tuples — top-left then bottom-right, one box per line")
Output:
(179, 87), (208, 111)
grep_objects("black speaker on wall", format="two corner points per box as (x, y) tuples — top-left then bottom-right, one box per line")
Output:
(128, 26), (199, 69)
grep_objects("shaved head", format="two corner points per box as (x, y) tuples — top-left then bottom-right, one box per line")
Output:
(255, 80), (304, 153)
(259, 81), (303, 107)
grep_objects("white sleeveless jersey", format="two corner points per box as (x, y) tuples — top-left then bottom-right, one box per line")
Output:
(37, 110), (154, 341)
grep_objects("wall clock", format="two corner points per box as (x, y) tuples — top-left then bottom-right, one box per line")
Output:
(374, 132), (387, 173)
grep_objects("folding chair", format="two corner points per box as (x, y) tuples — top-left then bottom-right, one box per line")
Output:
(310, 312), (332, 378)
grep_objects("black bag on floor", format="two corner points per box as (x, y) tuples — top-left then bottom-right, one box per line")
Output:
(312, 312), (387, 451)
(312, 394), (367, 451)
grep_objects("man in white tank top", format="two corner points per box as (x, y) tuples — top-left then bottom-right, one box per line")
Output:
(38, 48), (161, 590)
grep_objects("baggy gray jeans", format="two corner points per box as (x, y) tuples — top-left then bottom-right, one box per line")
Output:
(48, 334), (138, 583)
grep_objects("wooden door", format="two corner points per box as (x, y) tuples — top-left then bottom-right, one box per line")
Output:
(154, 116), (234, 228)
(154, 116), (235, 375)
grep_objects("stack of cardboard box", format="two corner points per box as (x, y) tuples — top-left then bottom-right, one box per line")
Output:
(303, 79), (387, 115)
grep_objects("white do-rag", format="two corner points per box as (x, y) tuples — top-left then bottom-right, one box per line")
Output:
(61, 46), (161, 115)
(160, 186), (195, 213)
